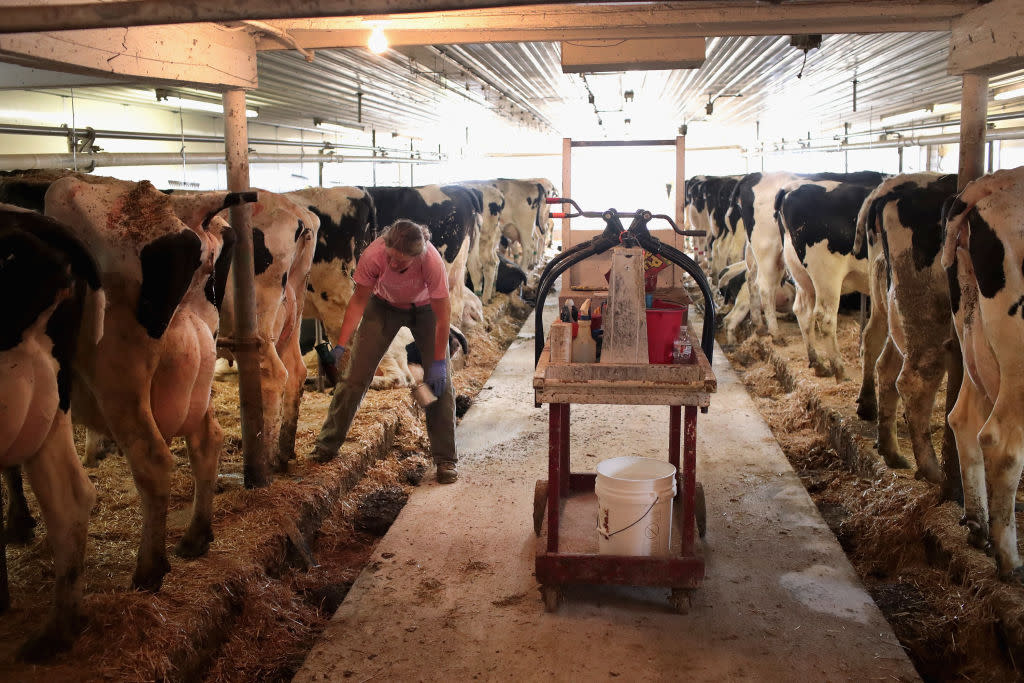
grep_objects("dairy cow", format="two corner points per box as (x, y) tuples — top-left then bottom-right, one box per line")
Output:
(0, 205), (101, 660)
(495, 250), (528, 295)
(216, 191), (319, 468)
(776, 175), (884, 379)
(45, 175), (254, 591)
(941, 166), (1024, 583)
(853, 173), (958, 487)
(461, 180), (506, 304)
(705, 176), (743, 279)
(729, 171), (885, 343)
(368, 184), (480, 328)
(494, 178), (548, 270)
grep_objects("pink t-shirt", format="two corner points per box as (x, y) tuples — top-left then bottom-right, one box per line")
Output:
(354, 237), (449, 307)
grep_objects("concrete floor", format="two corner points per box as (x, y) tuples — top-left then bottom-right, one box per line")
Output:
(294, 295), (918, 682)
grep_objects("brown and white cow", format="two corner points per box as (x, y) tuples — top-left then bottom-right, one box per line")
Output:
(854, 173), (959, 488)
(216, 191), (319, 469)
(941, 166), (1024, 583)
(45, 175), (254, 591)
(0, 204), (102, 660)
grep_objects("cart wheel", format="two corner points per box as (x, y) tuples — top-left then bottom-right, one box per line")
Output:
(541, 585), (562, 612)
(533, 480), (549, 537)
(669, 588), (695, 614)
(695, 482), (707, 539)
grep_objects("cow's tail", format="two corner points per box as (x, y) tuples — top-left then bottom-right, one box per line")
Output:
(854, 182), (884, 254)
(773, 188), (789, 241)
(448, 324), (469, 357)
(940, 176), (995, 270)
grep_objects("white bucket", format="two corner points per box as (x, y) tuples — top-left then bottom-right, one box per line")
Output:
(595, 456), (677, 557)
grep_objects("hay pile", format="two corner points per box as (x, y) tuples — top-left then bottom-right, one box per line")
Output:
(0, 296), (530, 681)
(723, 313), (1021, 681)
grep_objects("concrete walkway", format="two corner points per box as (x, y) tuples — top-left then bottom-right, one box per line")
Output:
(295, 296), (918, 682)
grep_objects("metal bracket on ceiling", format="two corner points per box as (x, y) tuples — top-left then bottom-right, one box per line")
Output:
(63, 124), (100, 155)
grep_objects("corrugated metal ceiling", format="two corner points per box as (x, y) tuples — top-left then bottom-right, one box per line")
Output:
(243, 31), (1024, 145)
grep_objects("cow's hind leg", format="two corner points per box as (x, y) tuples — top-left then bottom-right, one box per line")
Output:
(175, 409), (223, 559)
(948, 375), (992, 550)
(3, 467), (36, 544)
(875, 338), (910, 469)
(980, 388), (1024, 583)
(277, 336), (306, 464)
(857, 258), (887, 420)
(19, 413), (95, 661)
(897, 352), (945, 485)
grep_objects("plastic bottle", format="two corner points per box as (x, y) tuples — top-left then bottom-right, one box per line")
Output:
(671, 326), (693, 364)
(572, 298), (597, 363)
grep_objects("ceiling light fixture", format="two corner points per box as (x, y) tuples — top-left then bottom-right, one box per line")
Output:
(879, 106), (934, 125)
(313, 117), (365, 133)
(994, 86), (1024, 101)
(155, 90), (258, 118)
(368, 27), (388, 55)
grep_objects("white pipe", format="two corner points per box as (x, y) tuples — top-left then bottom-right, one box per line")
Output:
(0, 151), (436, 171)
(744, 126), (1024, 157)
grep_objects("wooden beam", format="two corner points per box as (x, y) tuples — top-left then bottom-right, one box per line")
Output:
(0, 0), (579, 34)
(948, 0), (1024, 76)
(254, 2), (972, 50)
(0, 25), (257, 89)
(561, 38), (705, 73)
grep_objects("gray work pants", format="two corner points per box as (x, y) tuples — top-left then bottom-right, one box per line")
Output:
(316, 295), (456, 464)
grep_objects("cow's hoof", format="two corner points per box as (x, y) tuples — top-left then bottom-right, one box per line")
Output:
(942, 481), (965, 507)
(880, 450), (911, 469)
(855, 400), (877, 422)
(17, 616), (83, 663)
(175, 529), (213, 559)
(812, 363), (832, 378)
(960, 517), (989, 549)
(5, 509), (37, 545)
(913, 465), (943, 486)
(130, 557), (170, 593)
(1001, 566), (1024, 586)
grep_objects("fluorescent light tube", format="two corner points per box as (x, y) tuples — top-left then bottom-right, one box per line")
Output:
(994, 86), (1024, 101)
(879, 107), (933, 125)
(313, 118), (365, 133)
(159, 95), (258, 118)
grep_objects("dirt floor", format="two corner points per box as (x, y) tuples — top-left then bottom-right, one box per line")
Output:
(719, 311), (1024, 682)
(0, 295), (531, 682)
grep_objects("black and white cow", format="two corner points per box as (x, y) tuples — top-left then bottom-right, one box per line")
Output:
(941, 166), (1024, 583)
(493, 178), (548, 270)
(706, 176), (743, 279)
(0, 204), (102, 660)
(495, 250), (528, 295)
(368, 184), (480, 328)
(728, 170), (886, 343)
(775, 174), (885, 379)
(214, 191), (319, 469)
(44, 175), (255, 592)
(460, 180), (506, 304)
(853, 173), (958, 487)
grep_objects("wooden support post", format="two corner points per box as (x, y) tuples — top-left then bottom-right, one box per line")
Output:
(674, 134), (687, 285)
(958, 73), (988, 191)
(224, 88), (271, 489)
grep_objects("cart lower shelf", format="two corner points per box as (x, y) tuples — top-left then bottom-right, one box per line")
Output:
(534, 476), (706, 614)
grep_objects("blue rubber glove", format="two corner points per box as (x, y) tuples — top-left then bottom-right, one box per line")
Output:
(330, 344), (346, 364)
(426, 358), (448, 398)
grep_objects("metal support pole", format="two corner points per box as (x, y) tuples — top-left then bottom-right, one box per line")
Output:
(547, 403), (563, 553)
(223, 88), (271, 489)
(560, 136), (572, 295)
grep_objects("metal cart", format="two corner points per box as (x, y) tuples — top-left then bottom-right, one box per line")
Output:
(531, 200), (716, 613)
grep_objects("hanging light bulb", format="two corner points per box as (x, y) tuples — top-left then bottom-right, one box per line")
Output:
(368, 27), (388, 54)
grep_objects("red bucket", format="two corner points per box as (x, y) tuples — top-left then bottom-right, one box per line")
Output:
(646, 304), (685, 364)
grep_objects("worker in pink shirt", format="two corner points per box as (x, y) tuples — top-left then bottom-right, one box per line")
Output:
(311, 219), (458, 483)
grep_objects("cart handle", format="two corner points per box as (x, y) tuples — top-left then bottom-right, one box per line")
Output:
(546, 198), (705, 237)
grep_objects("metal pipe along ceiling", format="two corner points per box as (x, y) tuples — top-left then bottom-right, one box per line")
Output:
(0, 152), (435, 171)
